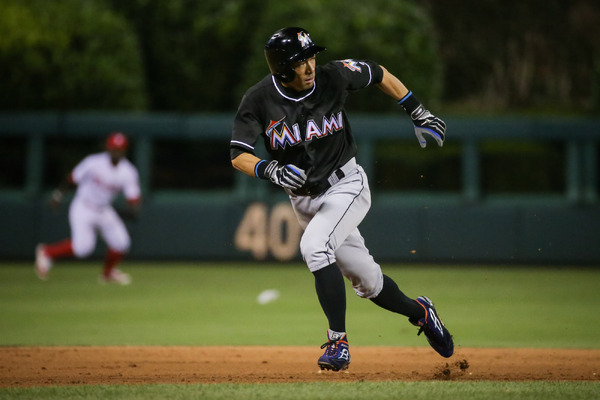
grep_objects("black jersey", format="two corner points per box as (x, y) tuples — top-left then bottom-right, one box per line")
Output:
(230, 59), (384, 190)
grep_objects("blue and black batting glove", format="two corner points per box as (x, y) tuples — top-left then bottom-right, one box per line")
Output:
(258, 160), (307, 189)
(399, 91), (446, 148)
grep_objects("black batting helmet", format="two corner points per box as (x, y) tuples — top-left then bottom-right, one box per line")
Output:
(264, 27), (326, 83)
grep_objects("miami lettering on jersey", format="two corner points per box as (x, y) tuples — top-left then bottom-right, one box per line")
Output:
(266, 112), (344, 150)
(267, 117), (301, 149)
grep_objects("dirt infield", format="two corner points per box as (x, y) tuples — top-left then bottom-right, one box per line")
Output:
(1, 346), (598, 387)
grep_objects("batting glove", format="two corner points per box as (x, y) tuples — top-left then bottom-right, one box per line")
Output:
(260, 160), (307, 189)
(398, 91), (446, 148)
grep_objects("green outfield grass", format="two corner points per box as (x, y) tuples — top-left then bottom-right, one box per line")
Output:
(1, 262), (599, 399)
(1, 262), (598, 348)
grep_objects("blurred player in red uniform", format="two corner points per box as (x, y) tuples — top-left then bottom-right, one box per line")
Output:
(35, 132), (141, 285)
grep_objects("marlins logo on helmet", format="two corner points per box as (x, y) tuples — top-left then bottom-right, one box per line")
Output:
(297, 31), (313, 48)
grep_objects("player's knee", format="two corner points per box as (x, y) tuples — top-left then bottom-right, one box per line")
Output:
(351, 269), (383, 299)
(105, 232), (131, 254)
(108, 241), (130, 254)
(73, 243), (94, 258)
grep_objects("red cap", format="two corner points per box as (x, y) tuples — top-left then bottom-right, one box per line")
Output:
(106, 132), (129, 151)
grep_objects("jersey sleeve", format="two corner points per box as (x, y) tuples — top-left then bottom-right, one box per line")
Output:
(122, 166), (141, 202)
(230, 92), (263, 160)
(70, 155), (94, 184)
(331, 59), (384, 91)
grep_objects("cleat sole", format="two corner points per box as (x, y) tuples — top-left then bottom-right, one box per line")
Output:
(318, 362), (349, 371)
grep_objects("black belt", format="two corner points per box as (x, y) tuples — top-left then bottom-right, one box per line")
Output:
(291, 157), (358, 198)
(293, 168), (346, 198)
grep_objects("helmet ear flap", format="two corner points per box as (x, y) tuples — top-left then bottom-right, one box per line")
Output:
(277, 64), (296, 83)
(264, 49), (296, 83)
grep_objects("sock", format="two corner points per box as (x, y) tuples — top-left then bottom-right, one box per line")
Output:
(370, 275), (425, 320)
(103, 248), (124, 277)
(43, 239), (74, 259)
(328, 329), (347, 342)
(313, 263), (346, 333)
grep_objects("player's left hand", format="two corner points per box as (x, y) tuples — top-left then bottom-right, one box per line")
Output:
(412, 109), (446, 148)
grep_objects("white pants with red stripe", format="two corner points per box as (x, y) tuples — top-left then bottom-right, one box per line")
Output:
(69, 198), (131, 258)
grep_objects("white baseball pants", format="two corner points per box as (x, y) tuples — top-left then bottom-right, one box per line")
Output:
(289, 161), (384, 299)
(69, 199), (131, 257)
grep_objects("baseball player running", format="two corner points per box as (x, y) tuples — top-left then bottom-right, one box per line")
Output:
(230, 27), (453, 371)
(35, 132), (141, 285)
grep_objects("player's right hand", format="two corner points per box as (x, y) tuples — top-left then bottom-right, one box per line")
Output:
(412, 109), (446, 148)
(264, 161), (307, 189)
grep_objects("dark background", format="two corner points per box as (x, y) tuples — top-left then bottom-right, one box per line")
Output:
(1, 0), (598, 114)
(1, 0), (598, 191)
